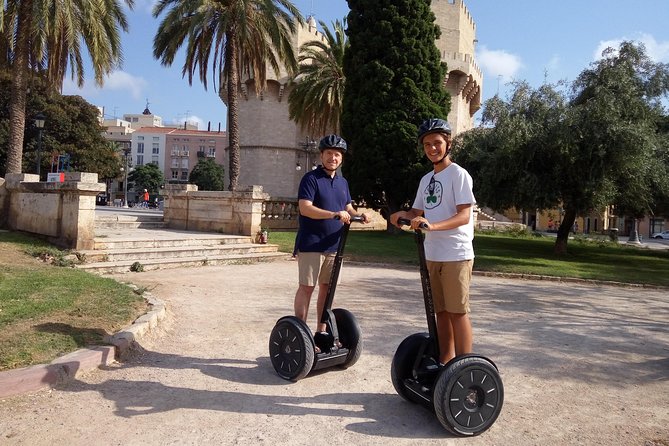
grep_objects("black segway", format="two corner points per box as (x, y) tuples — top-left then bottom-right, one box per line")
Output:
(269, 216), (364, 381)
(392, 217), (503, 436)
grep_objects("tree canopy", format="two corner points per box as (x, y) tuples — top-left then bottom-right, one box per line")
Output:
(341, 0), (450, 224)
(0, 71), (121, 180)
(189, 158), (225, 191)
(2, 0), (132, 175)
(128, 163), (164, 195)
(288, 18), (347, 135)
(453, 41), (669, 254)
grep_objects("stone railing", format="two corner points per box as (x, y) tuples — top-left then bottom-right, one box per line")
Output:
(260, 198), (388, 231)
(261, 199), (299, 231)
(162, 184), (268, 237)
(0, 173), (105, 249)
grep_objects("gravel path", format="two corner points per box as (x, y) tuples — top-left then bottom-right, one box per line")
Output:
(1, 260), (668, 445)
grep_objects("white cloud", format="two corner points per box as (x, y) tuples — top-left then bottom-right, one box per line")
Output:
(476, 45), (524, 82)
(594, 33), (669, 62)
(62, 70), (147, 100)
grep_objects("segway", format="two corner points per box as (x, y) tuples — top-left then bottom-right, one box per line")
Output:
(269, 216), (364, 381)
(391, 217), (504, 436)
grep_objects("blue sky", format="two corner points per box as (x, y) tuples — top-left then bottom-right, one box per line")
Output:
(63, 0), (669, 130)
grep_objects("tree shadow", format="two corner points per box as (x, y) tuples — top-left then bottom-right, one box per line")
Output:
(34, 322), (109, 347)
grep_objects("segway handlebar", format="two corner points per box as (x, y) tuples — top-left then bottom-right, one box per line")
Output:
(333, 214), (365, 224)
(397, 217), (428, 230)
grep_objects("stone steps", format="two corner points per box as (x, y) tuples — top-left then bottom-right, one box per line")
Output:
(78, 209), (288, 273)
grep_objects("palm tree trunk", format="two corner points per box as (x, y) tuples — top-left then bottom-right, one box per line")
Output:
(5, 0), (33, 175)
(225, 32), (240, 191)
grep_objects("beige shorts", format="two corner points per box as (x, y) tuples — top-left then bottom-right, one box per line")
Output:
(427, 259), (473, 314)
(297, 252), (337, 287)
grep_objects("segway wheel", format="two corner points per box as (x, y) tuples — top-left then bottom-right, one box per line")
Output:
(333, 308), (362, 368)
(269, 317), (315, 381)
(391, 332), (431, 404)
(433, 355), (504, 436)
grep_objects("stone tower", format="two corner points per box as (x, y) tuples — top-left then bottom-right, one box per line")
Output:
(431, 0), (482, 134)
(233, 4), (482, 197)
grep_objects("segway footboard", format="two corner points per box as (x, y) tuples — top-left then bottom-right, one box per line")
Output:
(433, 354), (504, 436)
(391, 333), (440, 409)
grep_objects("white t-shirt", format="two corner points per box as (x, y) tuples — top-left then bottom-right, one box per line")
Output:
(411, 162), (476, 262)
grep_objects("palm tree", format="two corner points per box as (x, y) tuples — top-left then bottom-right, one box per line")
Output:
(44, 0), (131, 91)
(2, 0), (133, 175)
(152, 0), (303, 191)
(288, 18), (347, 135)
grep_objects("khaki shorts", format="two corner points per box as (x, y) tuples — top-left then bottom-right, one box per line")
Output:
(427, 259), (473, 314)
(297, 252), (337, 286)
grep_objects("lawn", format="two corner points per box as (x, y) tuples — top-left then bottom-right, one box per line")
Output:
(0, 231), (147, 371)
(269, 229), (669, 288)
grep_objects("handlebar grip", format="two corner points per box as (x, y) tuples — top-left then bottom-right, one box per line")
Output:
(397, 217), (428, 230)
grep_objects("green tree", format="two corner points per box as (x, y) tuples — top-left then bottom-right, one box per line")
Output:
(189, 158), (225, 191)
(454, 41), (669, 254)
(0, 71), (121, 179)
(288, 18), (347, 135)
(569, 41), (669, 244)
(2, 0), (132, 175)
(152, 0), (303, 191)
(341, 0), (450, 226)
(128, 163), (164, 196)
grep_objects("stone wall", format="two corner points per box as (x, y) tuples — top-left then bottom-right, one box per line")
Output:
(2, 173), (105, 249)
(162, 184), (268, 237)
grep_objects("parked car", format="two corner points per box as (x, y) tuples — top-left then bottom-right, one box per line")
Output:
(651, 230), (669, 240)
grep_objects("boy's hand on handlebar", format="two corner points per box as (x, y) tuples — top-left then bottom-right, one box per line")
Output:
(411, 217), (430, 231)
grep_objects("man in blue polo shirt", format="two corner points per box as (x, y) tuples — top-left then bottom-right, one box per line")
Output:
(293, 134), (369, 347)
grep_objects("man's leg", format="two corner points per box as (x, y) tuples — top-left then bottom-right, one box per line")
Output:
(294, 284), (315, 322)
(315, 283), (330, 332)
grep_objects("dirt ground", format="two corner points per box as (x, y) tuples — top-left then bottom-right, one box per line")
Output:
(0, 260), (668, 445)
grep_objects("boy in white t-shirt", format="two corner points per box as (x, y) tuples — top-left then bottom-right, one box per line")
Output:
(390, 118), (476, 364)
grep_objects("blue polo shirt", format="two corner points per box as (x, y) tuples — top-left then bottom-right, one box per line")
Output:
(296, 167), (352, 253)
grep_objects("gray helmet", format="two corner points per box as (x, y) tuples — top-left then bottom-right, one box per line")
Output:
(417, 118), (451, 143)
(318, 134), (347, 153)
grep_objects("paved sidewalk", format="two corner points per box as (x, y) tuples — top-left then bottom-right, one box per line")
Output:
(0, 260), (667, 445)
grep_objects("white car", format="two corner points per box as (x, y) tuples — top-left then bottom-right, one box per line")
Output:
(651, 230), (669, 240)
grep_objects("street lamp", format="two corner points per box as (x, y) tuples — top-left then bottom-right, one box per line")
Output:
(122, 146), (132, 208)
(297, 137), (318, 171)
(34, 113), (46, 178)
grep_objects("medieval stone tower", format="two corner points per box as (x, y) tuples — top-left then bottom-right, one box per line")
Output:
(232, 2), (482, 198)
(432, 0), (482, 134)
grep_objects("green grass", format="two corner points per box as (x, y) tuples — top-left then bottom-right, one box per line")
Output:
(0, 231), (147, 371)
(270, 229), (669, 288)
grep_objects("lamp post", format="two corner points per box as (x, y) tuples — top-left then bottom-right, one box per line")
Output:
(122, 146), (132, 208)
(297, 137), (318, 171)
(34, 113), (46, 178)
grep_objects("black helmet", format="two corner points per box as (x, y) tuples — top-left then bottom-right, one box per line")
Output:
(417, 118), (451, 143)
(318, 134), (347, 153)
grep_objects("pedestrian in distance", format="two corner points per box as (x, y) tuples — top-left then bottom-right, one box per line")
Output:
(142, 189), (150, 209)
(390, 118), (476, 364)
(293, 134), (370, 351)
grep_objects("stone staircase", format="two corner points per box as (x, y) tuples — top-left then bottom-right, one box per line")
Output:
(75, 211), (288, 274)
